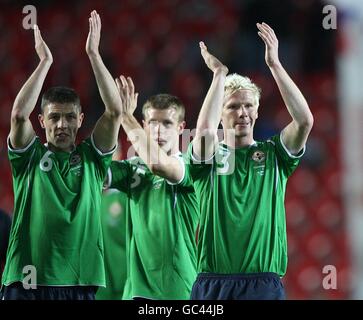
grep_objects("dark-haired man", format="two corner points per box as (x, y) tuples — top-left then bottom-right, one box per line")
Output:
(1, 11), (122, 300)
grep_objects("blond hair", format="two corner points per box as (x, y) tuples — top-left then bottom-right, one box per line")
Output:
(224, 73), (262, 106)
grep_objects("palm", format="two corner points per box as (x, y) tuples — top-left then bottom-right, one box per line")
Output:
(34, 25), (52, 62)
(86, 33), (99, 55)
(116, 75), (138, 115)
(200, 42), (228, 74)
(86, 10), (101, 55)
(257, 22), (280, 68)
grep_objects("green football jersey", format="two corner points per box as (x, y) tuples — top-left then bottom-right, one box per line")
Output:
(187, 134), (304, 276)
(96, 189), (128, 300)
(2, 135), (113, 286)
(109, 153), (199, 299)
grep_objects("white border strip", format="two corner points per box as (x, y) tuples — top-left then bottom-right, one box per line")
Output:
(90, 134), (117, 156)
(7, 135), (37, 153)
(279, 133), (305, 159)
(166, 152), (185, 185)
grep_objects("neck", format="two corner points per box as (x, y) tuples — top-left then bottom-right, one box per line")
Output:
(47, 142), (75, 153)
(223, 130), (254, 148)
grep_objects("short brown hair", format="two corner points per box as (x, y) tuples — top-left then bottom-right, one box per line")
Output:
(142, 94), (185, 122)
(40, 86), (81, 114)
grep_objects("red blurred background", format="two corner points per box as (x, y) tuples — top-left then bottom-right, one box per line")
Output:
(0, 0), (349, 299)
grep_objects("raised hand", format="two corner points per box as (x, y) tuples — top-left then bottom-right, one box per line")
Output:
(86, 10), (101, 56)
(115, 75), (139, 116)
(34, 24), (53, 63)
(257, 22), (280, 68)
(200, 41), (228, 75)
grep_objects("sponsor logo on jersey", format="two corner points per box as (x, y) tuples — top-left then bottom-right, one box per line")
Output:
(152, 178), (164, 189)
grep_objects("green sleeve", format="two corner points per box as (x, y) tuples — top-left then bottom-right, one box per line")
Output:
(83, 135), (116, 181)
(108, 160), (131, 193)
(271, 134), (305, 177)
(164, 153), (193, 189)
(7, 136), (40, 178)
(185, 142), (214, 182)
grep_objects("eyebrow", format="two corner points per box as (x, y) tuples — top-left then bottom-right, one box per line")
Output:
(48, 112), (77, 117)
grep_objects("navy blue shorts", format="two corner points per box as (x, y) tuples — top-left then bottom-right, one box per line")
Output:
(190, 272), (286, 300)
(1, 282), (97, 300)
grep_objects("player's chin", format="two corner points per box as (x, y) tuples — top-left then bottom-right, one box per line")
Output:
(160, 142), (172, 153)
(54, 138), (73, 149)
(234, 128), (249, 137)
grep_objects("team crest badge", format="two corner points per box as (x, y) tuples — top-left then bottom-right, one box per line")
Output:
(251, 150), (265, 163)
(70, 154), (81, 166)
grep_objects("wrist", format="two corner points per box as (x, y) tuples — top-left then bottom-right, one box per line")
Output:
(40, 58), (53, 66)
(87, 51), (101, 59)
(213, 66), (228, 77)
(121, 112), (135, 123)
(268, 60), (282, 70)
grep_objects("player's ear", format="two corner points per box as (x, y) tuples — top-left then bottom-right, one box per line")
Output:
(78, 113), (84, 128)
(178, 121), (186, 135)
(38, 114), (45, 129)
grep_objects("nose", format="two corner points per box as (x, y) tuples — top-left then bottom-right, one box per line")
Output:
(238, 106), (248, 118)
(57, 116), (68, 128)
(153, 123), (166, 135)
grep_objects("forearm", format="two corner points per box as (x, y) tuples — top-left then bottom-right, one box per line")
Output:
(121, 114), (167, 168)
(194, 69), (226, 159)
(12, 60), (52, 120)
(88, 53), (122, 117)
(196, 69), (227, 135)
(121, 114), (175, 172)
(270, 63), (313, 126)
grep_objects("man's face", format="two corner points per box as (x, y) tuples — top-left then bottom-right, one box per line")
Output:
(221, 89), (259, 138)
(143, 107), (185, 154)
(38, 103), (84, 152)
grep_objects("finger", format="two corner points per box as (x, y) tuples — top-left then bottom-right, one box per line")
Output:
(266, 29), (277, 43)
(127, 77), (135, 96)
(200, 43), (211, 62)
(262, 22), (275, 35)
(36, 27), (45, 46)
(92, 11), (98, 30)
(120, 75), (128, 88)
(34, 24), (38, 42)
(132, 93), (139, 111)
(116, 77), (126, 99)
(90, 11), (96, 32)
(35, 24), (41, 39)
(199, 41), (207, 51)
(257, 23), (274, 42)
(89, 17), (93, 33)
(257, 24), (273, 45)
(257, 22), (269, 35)
(257, 31), (270, 47)
(115, 78), (121, 91)
(96, 13), (101, 31)
(260, 22), (277, 42)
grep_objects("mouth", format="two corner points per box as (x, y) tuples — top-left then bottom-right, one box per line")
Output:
(157, 140), (167, 146)
(55, 133), (69, 139)
(235, 123), (249, 127)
